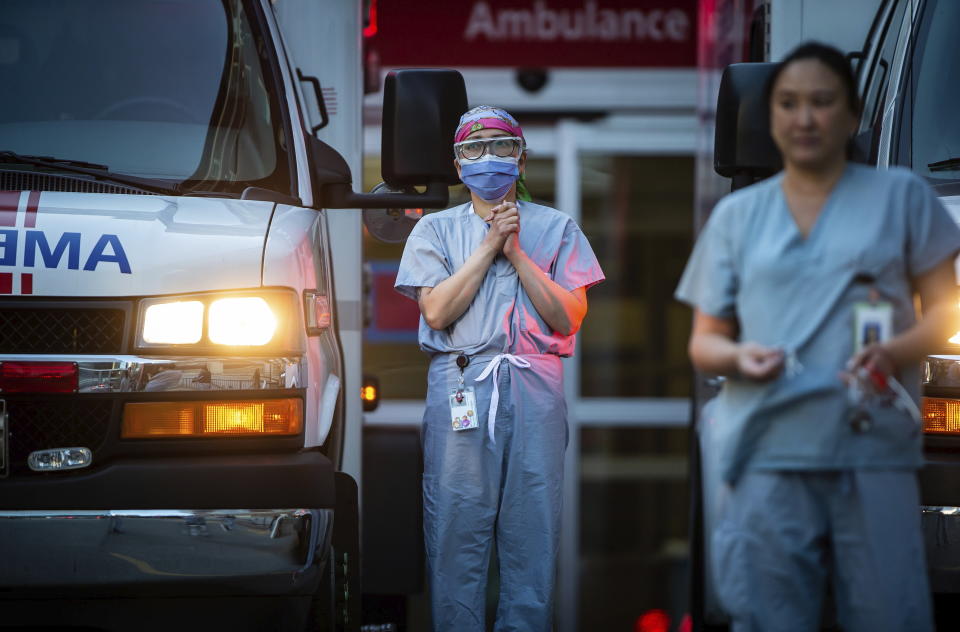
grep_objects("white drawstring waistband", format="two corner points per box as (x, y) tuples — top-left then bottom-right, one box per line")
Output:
(474, 354), (532, 443)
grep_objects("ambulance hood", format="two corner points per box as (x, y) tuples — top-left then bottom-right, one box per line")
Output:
(939, 196), (960, 288)
(942, 195), (960, 224)
(1, 192), (274, 297)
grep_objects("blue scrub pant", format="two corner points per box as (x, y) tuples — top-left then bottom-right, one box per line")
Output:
(712, 470), (932, 632)
(422, 353), (567, 632)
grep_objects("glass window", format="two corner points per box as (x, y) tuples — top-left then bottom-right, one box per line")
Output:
(579, 426), (690, 629)
(896, 0), (960, 190)
(579, 155), (695, 398)
(0, 0), (290, 194)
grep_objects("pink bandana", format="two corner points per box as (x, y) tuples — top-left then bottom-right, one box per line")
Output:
(454, 105), (524, 144)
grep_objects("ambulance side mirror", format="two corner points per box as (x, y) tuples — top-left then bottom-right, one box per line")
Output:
(714, 63), (782, 191)
(318, 69), (467, 217)
(381, 69), (467, 189)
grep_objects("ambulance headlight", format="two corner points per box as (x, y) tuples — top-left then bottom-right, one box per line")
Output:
(136, 291), (300, 352)
(208, 297), (277, 346)
(142, 301), (204, 344)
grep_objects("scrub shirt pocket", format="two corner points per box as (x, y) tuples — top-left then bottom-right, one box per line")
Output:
(845, 249), (913, 338)
(843, 250), (904, 294)
(448, 307), (484, 349)
(495, 256), (519, 295)
(821, 245), (894, 285)
(447, 269), (496, 348)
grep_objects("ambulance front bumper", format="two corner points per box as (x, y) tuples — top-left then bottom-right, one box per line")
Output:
(0, 507), (332, 593)
(922, 505), (960, 593)
(0, 449), (336, 596)
(0, 354), (307, 393)
(920, 356), (960, 593)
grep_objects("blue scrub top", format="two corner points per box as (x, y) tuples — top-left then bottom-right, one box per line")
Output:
(677, 165), (960, 483)
(395, 200), (604, 357)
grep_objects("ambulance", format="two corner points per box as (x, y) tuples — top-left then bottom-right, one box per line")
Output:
(695, 0), (960, 628)
(0, 0), (464, 629)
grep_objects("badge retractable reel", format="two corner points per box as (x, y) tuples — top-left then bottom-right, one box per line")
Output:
(450, 354), (479, 432)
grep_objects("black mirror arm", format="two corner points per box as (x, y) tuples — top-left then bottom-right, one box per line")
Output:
(306, 127), (451, 210)
(322, 181), (450, 210)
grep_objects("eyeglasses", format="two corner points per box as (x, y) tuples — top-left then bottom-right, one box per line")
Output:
(453, 136), (525, 161)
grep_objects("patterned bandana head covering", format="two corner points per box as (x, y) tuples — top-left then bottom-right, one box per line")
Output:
(454, 105), (532, 201)
(454, 105), (525, 144)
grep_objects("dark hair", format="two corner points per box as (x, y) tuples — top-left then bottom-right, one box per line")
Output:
(765, 41), (860, 116)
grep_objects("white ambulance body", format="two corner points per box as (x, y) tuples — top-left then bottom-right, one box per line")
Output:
(0, 0), (464, 629)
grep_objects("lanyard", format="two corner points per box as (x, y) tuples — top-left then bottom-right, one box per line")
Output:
(474, 354), (532, 444)
(847, 366), (921, 433)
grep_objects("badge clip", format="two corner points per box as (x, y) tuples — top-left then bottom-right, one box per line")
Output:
(853, 288), (893, 355)
(450, 353), (477, 431)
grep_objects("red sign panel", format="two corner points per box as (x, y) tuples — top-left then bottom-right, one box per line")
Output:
(367, 0), (698, 68)
(366, 262), (421, 343)
(373, 272), (421, 332)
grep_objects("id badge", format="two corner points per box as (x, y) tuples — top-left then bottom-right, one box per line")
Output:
(449, 387), (479, 431)
(853, 301), (893, 354)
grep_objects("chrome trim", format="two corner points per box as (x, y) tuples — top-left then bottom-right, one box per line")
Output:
(0, 509), (332, 588)
(0, 355), (305, 393)
(922, 506), (960, 515)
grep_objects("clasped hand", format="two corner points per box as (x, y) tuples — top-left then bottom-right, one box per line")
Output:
(481, 202), (521, 258)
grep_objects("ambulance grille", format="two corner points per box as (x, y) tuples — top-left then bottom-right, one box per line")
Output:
(0, 307), (127, 354)
(7, 398), (114, 474)
(0, 170), (154, 196)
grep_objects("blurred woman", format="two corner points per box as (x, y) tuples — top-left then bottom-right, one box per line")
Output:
(677, 43), (959, 631)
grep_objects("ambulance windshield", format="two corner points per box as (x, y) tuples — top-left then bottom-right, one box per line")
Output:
(0, 0), (291, 196)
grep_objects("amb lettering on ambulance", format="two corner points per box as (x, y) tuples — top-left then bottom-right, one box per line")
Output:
(0, 191), (130, 294)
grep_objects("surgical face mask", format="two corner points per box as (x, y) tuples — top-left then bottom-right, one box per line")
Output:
(458, 154), (520, 202)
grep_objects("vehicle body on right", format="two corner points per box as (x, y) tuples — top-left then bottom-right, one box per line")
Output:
(694, 0), (960, 628)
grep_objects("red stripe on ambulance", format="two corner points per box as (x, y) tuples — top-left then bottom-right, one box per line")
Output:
(24, 191), (41, 228)
(20, 273), (33, 295)
(0, 272), (11, 294)
(0, 191), (19, 227)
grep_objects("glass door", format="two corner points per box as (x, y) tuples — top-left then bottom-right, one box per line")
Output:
(555, 116), (697, 632)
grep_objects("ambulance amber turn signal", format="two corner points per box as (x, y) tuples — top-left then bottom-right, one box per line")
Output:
(922, 397), (960, 434)
(122, 398), (302, 438)
(361, 374), (380, 412)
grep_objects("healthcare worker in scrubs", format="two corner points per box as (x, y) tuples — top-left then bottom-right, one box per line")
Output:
(395, 105), (604, 631)
(677, 43), (960, 631)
